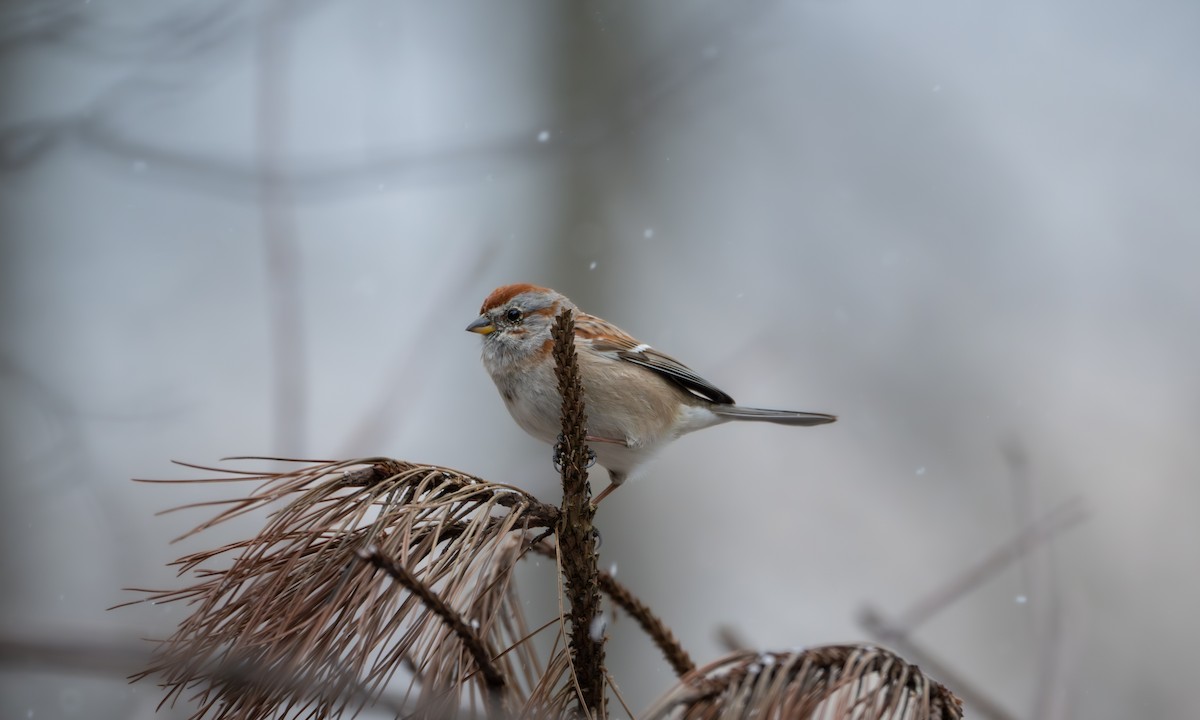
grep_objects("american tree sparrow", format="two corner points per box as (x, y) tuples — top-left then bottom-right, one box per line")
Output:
(467, 284), (836, 503)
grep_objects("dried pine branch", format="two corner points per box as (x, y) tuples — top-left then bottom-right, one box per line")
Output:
(550, 308), (607, 717)
(124, 455), (967, 720)
(642, 645), (963, 720)
(598, 569), (695, 679)
(357, 545), (506, 692)
(127, 458), (564, 720)
(530, 542), (696, 679)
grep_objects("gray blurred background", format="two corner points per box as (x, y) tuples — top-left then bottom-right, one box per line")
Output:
(2, 0), (1197, 718)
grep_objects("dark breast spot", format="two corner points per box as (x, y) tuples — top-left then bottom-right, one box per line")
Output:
(502, 390), (515, 402)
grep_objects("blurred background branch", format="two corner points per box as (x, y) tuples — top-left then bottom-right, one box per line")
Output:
(255, 0), (306, 455)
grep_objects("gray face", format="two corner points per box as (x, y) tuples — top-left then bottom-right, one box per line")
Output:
(470, 290), (570, 371)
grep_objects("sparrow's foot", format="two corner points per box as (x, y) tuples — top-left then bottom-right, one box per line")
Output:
(552, 434), (597, 472)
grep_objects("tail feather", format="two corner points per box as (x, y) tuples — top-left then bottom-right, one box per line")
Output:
(711, 405), (837, 426)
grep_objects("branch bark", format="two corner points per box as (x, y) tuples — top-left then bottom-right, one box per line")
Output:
(551, 309), (606, 717)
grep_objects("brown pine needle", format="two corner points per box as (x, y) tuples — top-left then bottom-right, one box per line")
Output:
(356, 545), (505, 691)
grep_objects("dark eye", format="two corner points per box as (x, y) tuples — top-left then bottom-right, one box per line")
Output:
(505, 307), (522, 322)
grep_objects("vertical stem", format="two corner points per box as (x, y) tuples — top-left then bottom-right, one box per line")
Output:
(256, 0), (306, 455)
(551, 309), (606, 717)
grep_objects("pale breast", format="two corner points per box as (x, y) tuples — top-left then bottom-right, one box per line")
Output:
(491, 363), (563, 445)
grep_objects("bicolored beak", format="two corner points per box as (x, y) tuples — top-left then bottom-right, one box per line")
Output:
(465, 316), (495, 335)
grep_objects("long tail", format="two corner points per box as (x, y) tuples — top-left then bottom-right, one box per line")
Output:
(711, 405), (837, 426)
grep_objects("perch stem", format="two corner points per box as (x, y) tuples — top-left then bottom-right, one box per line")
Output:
(551, 309), (607, 717)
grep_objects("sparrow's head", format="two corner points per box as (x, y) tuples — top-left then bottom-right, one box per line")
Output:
(466, 284), (573, 369)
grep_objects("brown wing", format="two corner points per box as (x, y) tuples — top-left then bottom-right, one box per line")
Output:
(577, 314), (736, 405)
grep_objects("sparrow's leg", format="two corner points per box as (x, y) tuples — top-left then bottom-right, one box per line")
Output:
(592, 469), (627, 506)
(592, 483), (619, 505)
(585, 435), (627, 445)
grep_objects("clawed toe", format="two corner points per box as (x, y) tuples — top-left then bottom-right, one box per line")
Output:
(552, 434), (599, 472)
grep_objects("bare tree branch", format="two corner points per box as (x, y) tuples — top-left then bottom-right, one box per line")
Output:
(858, 498), (1088, 720)
(0, 0), (784, 205)
(886, 498), (1087, 634)
(255, 0), (306, 456)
